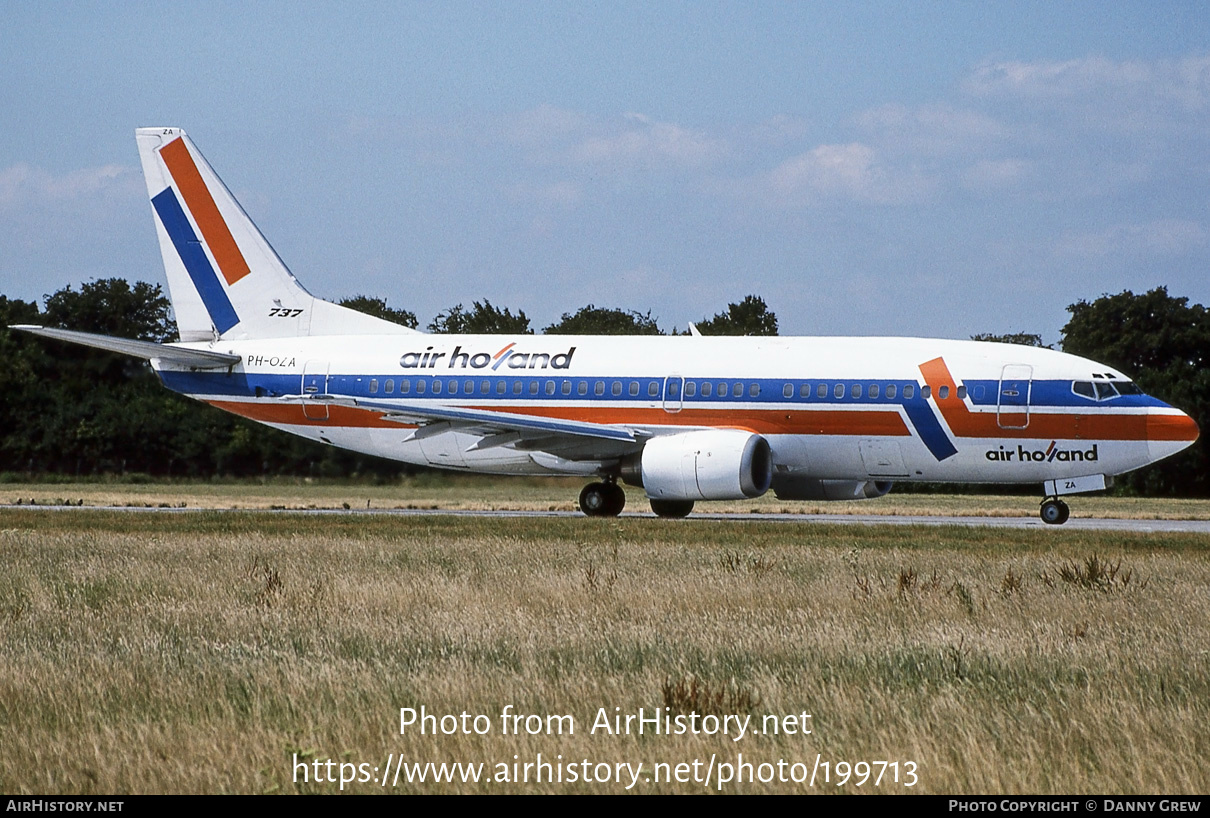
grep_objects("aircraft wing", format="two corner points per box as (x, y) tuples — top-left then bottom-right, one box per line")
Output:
(288, 393), (650, 458)
(10, 325), (240, 369)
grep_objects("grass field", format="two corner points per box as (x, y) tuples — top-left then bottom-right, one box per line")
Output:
(6, 475), (1210, 520)
(1, 498), (1208, 794)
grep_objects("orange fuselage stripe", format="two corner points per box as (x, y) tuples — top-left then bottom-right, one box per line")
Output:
(206, 400), (911, 436)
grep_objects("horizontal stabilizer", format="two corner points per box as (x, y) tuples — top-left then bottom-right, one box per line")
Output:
(10, 325), (241, 369)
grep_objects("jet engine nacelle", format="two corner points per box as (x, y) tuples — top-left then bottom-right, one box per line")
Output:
(624, 430), (773, 501)
(771, 476), (893, 501)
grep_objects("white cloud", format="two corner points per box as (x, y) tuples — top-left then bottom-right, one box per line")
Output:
(857, 103), (1010, 154)
(0, 163), (135, 210)
(767, 142), (928, 205)
(961, 158), (1033, 191)
(572, 118), (727, 169)
(965, 55), (1210, 110)
(1055, 219), (1207, 259)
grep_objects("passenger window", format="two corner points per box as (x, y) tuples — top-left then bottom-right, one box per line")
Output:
(432, 380), (442, 395)
(850, 384), (861, 399)
(921, 385), (931, 400)
(480, 380), (490, 394)
(496, 380), (506, 394)
(817, 383), (827, 399)
(733, 383), (743, 398)
(702, 382), (712, 397)
(649, 381), (659, 397)
(886, 384), (896, 399)
(529, 381), (539, 395)
(749, 383), (759, 397)
(800, 384), (810, 398)
(561, 381), (571, 395)
(512, 381), (521, 395)
(685, 381), (696, 397)
(957, 385), (967, 400)
(399, 380), (410, 395)
(612, 381), (622, 396)
(369, 379), (378, 394)
(718, 382), (728, 397)
(464, 380), (474, 394)
(448, 380), (458, 395)
(783, 384), (793, 399)
(939, 385), (949, 399)
(385, 379), (394, 394)
(870, 384), (880, 399)
(416, 380), (426, 395)
(595, 381), (604, 396)
(668, 381), (680, 397)
(903, 384), (914, 399)
(834, 383), (844, 399)
(546, 381), (556, 395)
(578, 381), (587, 395)
(629, 382), (640, 396)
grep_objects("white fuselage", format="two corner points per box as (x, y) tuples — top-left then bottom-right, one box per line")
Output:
(154, 333), (1198, 491)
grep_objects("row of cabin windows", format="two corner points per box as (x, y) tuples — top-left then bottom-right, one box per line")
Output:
(363, 377), (965, 402)
(368, 378), (666, 397)
(777, 383), (967, 401)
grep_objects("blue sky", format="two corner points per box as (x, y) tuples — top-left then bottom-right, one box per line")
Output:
(2, 2), (1208, 342)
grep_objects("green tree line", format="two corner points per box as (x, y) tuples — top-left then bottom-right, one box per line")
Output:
(0, 282), (775, 480)
(3, 280), (1206, 495)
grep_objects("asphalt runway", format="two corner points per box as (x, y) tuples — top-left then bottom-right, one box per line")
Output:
(7, 503), (1210, 533)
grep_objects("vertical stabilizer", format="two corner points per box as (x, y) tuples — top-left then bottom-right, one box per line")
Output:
(135, 127), (416, 341)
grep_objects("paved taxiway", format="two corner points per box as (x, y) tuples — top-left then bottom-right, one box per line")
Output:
(7, 504), (1210, 533)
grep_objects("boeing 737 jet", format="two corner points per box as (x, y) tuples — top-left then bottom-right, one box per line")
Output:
(14, 129), (1200, 523)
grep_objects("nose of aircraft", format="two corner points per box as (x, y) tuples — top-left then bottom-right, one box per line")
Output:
(1146, 407), (1200, 463)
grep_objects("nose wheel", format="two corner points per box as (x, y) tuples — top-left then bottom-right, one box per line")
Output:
(579, 481), (626, 517)
(1040, 498), (1070, 525)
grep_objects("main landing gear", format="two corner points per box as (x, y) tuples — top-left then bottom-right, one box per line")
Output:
(578, 481), (626, 517)
(1040, 497), (1070, 525)
(576, 481), (699, 518)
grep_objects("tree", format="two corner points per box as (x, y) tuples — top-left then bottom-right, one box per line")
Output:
(42, 278), (174, 342)
(693, 295), (778, 336)
(339, 295), (418, 329)
(971, 332), (1048, 348)
(1061, 287), (1210, 497)
(428, 300), (532, 334)
(543, 304), (663, 335)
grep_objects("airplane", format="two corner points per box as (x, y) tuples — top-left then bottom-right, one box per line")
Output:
(12, 128), (1200, 524)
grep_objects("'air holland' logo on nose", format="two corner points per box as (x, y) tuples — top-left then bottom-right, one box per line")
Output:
(985, 442), (1099, 463)
(399, 344), (576, 371)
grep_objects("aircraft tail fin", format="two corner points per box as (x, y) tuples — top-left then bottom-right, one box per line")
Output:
(135, 128), (417, 342)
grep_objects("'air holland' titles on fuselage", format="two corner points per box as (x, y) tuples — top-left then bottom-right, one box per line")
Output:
(399, 344), (577, 371)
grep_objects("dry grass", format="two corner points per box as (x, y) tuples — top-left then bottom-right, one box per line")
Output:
(0, 509), (1208, 794)
(5, 477), (1210, 520)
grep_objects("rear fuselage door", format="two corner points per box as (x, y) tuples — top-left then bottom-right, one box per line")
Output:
(997, 364), (1032, 429)
(302, 360), (329, 420)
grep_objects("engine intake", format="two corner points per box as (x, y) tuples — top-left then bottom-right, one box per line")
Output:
(624, 430), (773, 501)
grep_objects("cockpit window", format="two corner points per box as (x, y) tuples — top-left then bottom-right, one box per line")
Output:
(1073, 380), (1128, 401)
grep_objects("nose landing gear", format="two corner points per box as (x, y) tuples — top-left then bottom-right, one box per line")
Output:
(1040, 497), (1070, 525)
(578, 480), (627, 517)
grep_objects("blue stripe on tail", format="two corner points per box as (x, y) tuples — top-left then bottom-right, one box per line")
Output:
(151, 187), (239, 334)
